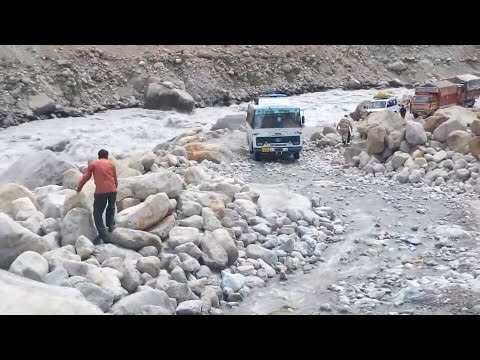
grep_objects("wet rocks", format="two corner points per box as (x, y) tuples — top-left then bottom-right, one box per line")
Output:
(406, 121), (427, 145)
(366, 126), (386, 154)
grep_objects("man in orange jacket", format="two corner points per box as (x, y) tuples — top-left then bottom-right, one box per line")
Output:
(77, 149), (118, 245)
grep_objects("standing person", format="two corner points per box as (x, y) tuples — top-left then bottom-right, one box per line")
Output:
(337, 115), (353, 145)
(399, 104), (407, 119)
(76, 149), (118, 245)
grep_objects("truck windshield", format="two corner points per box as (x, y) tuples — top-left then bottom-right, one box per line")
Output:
(369, 101), (386, 109)
(413, 95), (432, 103)
(253, 110), (300, 129)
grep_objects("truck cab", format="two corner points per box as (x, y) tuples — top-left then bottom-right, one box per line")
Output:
(366, 92), (399, 115)
(246, 93), (305, 161)
(410, 80), (458, 118)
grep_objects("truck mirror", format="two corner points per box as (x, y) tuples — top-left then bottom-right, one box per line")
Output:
(301, 116), (305, 126)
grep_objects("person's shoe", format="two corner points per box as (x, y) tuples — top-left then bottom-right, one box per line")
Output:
(93, 236), (104, 246)
(108, 225), (116, 233)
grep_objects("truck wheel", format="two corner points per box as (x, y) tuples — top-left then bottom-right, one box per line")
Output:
(254, 152), (261, 161)
(413, 112), (418, 119)
(293, 152), (300, 160)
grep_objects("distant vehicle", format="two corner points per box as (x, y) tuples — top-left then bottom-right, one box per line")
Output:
(411, 74), (480, 118)
(410, 80), (458, 118)
(366, 92), (400, 115)
(246, 93), (305, 161)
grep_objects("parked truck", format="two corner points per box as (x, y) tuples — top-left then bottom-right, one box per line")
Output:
(446, 73), (480, 108)
(410, 80), (459, 118)
(411, 74), (480, 118)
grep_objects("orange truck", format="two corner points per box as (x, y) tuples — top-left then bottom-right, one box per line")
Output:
(411, 74), (480, 118)
(410, 80), (458, 118)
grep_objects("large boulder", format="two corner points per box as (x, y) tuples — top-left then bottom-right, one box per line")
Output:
(366, 126), (387, 154)
(11, 197), (38, 221)
(29, 93), (55, 116)
(436, 106), (478, 126)
(387, 60), (408, 72)
(469, 137), (480, 157)
(447, 130), (471, 154)
(200, 229), (239, 270)
(424, 114), (448, 133)
(110, 228), (163, 251)
(343, 147), (362, 166)
(42, 246), (81, 271)
(93, 244), (142, 267)
(9, 251), (49, 281)
(350, 100), (370, 121)
(470, 119), (480, 137)
(117, 170), (183, 202)
(0, 150), (76, 190)
(184, 143), (233, 164)
(144, 82), (195, 114)
(0, 213), (48, 269)
(60, 208), (97, 246)
(63, 191), (92, 216)
(116, 193), (170, 231)
(211, 115), (245, 131)
(0, 183), (37, 218)
(357, 111), (405, 138)
(387, 130), (406, 151)
(0, 270), (103, 314)
(405, 121), (427, 146)
(62, 168), (82, 189)
(110, 288), (175, 315)
(73, 282), (114, 312)
(433, 118), (468, 142)
(168, 227), (201, 249)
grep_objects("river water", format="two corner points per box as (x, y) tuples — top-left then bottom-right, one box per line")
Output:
(0, 87), (414, 173)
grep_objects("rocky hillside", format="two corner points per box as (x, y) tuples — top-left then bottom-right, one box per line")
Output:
(1, 45), (480, 128)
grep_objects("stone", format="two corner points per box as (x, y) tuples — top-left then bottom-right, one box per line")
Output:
(447, 130), (471, 154)
(144, 82), (195, 114)
(168, 227), (200, 248)
(8, 251), (49, 282)
(93, 243), (142, 267)
(181, 257), (201, 273)
(136, 256), (161, 277)
(221, 272), (246, 292)
(101, 257), (125, 273)
(43, 231), (60, 251)
(433, 118), (468, 142)
(253, 223), (271, 236)
(0, 213), (48, 270)
(110, 289), (175, 315)
(424, 115), (448, 133)
(470, 119), (480, 136)
(408, 169), (424, 183)
(366, 126), (386, 154)
(63, 191), (92, 217)
(0, 150), (75, 190)
(432, 150), (447, 163)
(179, 215), (204, 229)
(117, 170), (183, 202)
(468, 137), (480, 157)
(176, 300), (203, 315)
(42, 266), (69, 286)
(196, 265), (211, 279)
(396, 168), (410, 184)
(121, 266), (141, 293)
(41, 217), (60, 235)
(138, 246), (158, 257)
(11, 197), (38, 221)
(116, 193), (170, 231)
(200, 228), (239, 270)
(60, 208), (96, 246)
(75, 235), (95, 260)
(387, 60), (407, 72)
(74, 282), (114, 312)
(166, 281), (198, 303)
(171, 266), (188, 283)
(184, 167), (210, 185)
(456, 168), (470, 181)
(245, 244), (278, 266)
(110, 227), (163, 251)
(387, 130), (405, 151)
(148, 215), (175, 239)
(0, 269), (102, 314)
(391, 152), (410, 170)
(0, 184), (37, 219)
(184, 142), (233, 164)
(406, 121), (427, 145)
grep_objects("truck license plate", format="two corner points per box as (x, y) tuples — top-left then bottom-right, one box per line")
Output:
(261, 147), (270, 153)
